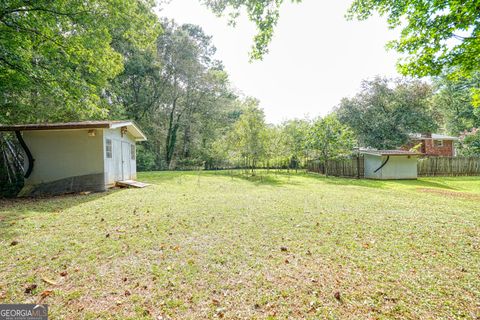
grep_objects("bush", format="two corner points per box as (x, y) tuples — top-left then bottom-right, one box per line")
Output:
(136, 145), (157, 171)
(458, 128), (480, 156)
(0, 171), (24, 198)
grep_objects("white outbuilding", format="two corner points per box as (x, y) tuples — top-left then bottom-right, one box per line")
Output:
(361, 150), (420, 180)
(0, 121), (147, 196)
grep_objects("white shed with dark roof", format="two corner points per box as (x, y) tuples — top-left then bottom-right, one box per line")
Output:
(361, 150), (420, 180)
(0, 121), (147, 196)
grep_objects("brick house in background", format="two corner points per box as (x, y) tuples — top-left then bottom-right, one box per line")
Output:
(405, 133), (459, 156)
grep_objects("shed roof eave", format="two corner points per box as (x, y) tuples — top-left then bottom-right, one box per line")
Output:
(0, 120), (148, 141)
(110, 121), (147, 141)
(0, 122), (111, 131)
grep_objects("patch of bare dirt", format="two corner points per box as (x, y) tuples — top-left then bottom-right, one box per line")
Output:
(418, 188), (480, 200)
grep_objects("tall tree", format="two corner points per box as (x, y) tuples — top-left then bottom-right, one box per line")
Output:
(112, 20), (242, 170)
(306, 115), (355, 176)
(264, 125), (287, 169)
(336, 77), (438, 149)
(227, 100), (267, 173)
(156, 22), (223, 168)
(281, 119), (310, 169)
(190, 70), (241, 169)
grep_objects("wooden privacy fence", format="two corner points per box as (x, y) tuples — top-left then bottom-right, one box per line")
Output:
(307, 156), (364, 178)
(308, 155), (480, 178)
(418, 156), (480, 176)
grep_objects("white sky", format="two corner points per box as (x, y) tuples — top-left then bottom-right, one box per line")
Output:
(159, 0), (401, 124)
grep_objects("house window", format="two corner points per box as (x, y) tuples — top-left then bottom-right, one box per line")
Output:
(131, 144), (136, 160)
(106, 139), (112, 158)
(434, 140), (444, 147)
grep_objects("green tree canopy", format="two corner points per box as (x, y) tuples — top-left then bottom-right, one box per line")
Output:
(112, 20), (242, 170)
(226, 99), (267, 172)
(0, 0), (160, 123)
(306, 114), (355, 168)
(335, 77), (438, 149)
(281, 119), (310, 168)
(433, 72), (480, 135)
(347, 0), (480, 83)
(203, 0), (301, 60)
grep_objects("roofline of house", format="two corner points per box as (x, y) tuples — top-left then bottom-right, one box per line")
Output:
(360, 151), (422, 157)
(410, 137), (459, 141)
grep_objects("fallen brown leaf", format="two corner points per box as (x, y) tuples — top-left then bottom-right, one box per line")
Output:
(40, 290), (53, 298)
(41, 277), (57, 286)
(334, 291), (341, 301)
(24, 284), (37, 294)
(215, 307), (226, 318)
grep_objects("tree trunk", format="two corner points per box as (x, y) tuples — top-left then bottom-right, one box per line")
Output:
(165, 98), (181, 169)
(182, 122), (191, 158)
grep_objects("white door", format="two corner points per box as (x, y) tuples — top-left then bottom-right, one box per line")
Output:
(121, 141), (131, 180)
(113, 139), (122, 181)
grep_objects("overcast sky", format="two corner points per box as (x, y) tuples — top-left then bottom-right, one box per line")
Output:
(159, 0), (401, 124)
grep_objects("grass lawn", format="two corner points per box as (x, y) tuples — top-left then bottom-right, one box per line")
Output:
(1, 171), (479, 319)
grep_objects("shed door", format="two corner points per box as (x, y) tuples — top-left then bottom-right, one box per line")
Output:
(113, 139), (122, 181)
(121, 141), (131, 180)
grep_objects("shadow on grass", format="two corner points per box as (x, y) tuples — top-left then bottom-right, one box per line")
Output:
(140, 169), (306, 187)
(302, 172), (386, 188)
(391, 179), (458, 190)
(0, 189), (122, 241)
(304, 172), (458, 190)
(138, 170), (469, 191)
(138, 170), (190, 184)
(209, 170), (295, 186)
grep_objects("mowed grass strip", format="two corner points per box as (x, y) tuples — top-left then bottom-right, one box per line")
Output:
(0, 171), (479, 319)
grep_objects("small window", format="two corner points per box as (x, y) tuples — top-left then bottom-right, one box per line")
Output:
(434, 140), (444, 147)
(131, 144), (136, 160)
(106, 139), (112, 158)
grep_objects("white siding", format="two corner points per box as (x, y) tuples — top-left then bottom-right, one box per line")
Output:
(22, 127), (139, 192)
(23, 129), (104, 185)
(364, 154), (383, 179)
(364, 154), (418, 180)
(103, 128), (137, 186)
